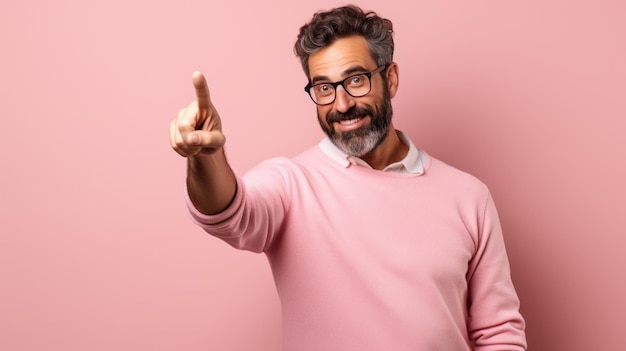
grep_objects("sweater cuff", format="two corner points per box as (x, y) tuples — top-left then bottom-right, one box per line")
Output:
(184, 174), (244, 226)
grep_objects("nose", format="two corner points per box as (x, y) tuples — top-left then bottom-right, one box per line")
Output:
(333, 86), (356, 113)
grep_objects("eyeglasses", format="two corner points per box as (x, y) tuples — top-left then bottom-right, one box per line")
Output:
(304, 65), (387, 105)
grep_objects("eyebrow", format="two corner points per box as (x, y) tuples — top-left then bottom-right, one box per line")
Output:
(310, 65), (370, 85)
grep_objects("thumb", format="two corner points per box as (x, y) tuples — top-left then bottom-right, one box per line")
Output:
(187, 130), (226, 149)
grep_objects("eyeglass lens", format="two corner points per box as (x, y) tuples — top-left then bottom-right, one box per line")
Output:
(310, 73), (372, 105)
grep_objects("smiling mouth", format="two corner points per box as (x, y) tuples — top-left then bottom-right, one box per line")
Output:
(338, 118), (363, 125)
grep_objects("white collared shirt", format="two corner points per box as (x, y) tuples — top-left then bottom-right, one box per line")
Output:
(318, 130), (424, 174)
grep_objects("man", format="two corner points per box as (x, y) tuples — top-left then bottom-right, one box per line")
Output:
(170, 5), (526, 351)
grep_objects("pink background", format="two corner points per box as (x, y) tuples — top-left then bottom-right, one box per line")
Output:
(1, 0), (624, 350)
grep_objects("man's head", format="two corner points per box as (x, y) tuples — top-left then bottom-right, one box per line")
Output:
(294, 5), (399, 157)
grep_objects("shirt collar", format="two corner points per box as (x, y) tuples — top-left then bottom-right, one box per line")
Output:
(318, 130), (424, 174)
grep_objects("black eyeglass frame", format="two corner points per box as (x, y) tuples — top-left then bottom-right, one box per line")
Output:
(304, 65), (387, 106)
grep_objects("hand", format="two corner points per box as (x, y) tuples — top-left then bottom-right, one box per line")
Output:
(170, 71), (226, 157)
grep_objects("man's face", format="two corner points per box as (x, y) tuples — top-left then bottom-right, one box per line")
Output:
(307, 35), (393, 157)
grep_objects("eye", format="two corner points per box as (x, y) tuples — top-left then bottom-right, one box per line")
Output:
(314, 84), (334, 96)
(347, 75), (366, 87)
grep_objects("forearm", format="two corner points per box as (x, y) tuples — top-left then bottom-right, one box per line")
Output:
(186, 148), (237, 215)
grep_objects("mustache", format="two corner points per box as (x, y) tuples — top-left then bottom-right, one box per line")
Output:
(326, 106), (374, 124)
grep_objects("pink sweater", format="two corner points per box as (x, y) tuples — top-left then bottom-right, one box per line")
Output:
(187, 145), (526, 351)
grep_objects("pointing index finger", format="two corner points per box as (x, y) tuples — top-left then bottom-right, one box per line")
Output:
(192, 71), (210, 110)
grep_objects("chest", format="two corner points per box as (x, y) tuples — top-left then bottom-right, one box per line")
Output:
(273, 179), (477, 287)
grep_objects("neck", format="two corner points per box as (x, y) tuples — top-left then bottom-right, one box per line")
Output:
(360, 126), (408, 170)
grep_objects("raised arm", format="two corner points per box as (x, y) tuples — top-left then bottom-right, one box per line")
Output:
(170, 71), (237, 215)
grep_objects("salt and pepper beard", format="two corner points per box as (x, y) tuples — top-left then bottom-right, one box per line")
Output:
(317, 86), (393, 157)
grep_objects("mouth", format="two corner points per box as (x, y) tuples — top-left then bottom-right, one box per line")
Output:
(338, 117), (363, 126)
(332, 116), (368, 131)
(324, 106), (374, 133)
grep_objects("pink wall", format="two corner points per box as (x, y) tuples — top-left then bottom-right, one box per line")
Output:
(1, 0), (624, 350)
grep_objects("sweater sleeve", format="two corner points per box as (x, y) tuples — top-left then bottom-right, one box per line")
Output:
(185, 159), (291, 253)
(467, 192), (527, 351)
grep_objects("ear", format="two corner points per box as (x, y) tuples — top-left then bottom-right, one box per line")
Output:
(385, 62), (399, 98)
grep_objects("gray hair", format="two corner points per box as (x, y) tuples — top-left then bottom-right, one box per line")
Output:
(294, 5), (394, 78)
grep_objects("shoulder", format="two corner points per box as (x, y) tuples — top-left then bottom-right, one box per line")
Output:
(423, 151), (490, 198)
(242, 144), (332, 183)
(248, 145), (327, 172)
